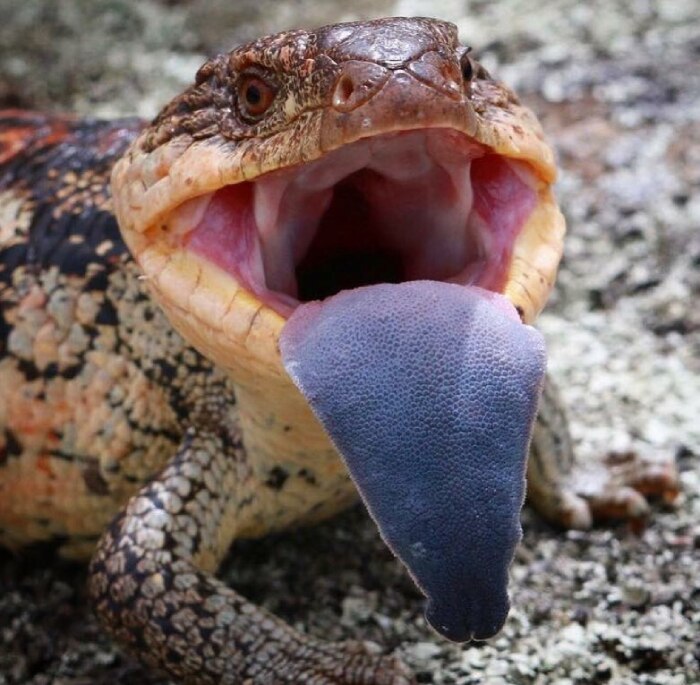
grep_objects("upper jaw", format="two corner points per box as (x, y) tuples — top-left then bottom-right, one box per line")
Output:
(318, 57), (478, 152)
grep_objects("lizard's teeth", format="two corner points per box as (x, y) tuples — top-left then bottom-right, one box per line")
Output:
(184, 129), (539, 318)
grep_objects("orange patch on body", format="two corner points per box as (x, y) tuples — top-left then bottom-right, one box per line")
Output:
(0, 112), (71, 165)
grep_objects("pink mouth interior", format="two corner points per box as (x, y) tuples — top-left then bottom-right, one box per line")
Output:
(184, 129), (537, 316)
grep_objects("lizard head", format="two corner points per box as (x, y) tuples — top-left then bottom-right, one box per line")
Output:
(111, 17), (562, 643)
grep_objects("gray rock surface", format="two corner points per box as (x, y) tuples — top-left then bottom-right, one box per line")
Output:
(0, 1), (698, 683)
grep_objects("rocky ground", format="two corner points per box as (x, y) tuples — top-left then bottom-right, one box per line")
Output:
(0, 0), (698, 683)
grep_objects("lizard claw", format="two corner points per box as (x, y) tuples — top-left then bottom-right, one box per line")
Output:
(608, 450), (680, 503)
(528, 377), (680, 531)
(556, 449), (679, 530)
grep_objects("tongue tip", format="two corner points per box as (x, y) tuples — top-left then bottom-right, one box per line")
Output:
(427, 617), (507, 644)
(426, 589), (512, 643)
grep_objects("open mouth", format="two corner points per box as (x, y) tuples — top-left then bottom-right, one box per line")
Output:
(178, 128), (538, 317)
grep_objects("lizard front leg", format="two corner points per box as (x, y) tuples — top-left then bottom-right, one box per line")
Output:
(527, 374), (679, 529)
(88, 423), (413, 685)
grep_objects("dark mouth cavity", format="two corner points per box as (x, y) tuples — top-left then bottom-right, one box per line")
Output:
(297, 174), (406, 301)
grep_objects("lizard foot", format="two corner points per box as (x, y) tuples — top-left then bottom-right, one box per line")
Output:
(551, 450), (679, 530)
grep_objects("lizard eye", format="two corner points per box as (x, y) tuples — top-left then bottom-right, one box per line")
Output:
(460, 53), (474, 83)
(238, 74), (277, 121)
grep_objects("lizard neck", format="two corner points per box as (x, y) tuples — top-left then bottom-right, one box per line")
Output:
(139, 264), (357, 534)
(230, 368), (357, 537)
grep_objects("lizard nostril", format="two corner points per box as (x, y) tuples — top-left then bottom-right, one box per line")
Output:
(331, 61), (390, 113)
(333, 75), (356, 109)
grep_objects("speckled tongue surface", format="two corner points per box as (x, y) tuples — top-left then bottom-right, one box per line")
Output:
(280, 281), (546, 642)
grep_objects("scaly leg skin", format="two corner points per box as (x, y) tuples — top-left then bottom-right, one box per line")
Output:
(527, 375), (679, 529)
(88, 421), (413, 685)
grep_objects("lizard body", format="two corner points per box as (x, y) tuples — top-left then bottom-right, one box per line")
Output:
(0, 18), (677, 684)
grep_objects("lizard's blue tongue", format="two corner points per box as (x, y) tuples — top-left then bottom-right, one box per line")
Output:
(280, 281), (545, 642)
